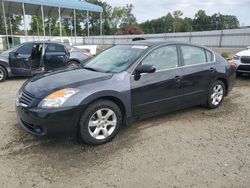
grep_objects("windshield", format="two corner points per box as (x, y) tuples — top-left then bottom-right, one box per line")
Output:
(0, 44), (21, 56)
(84, 45), (148, 73)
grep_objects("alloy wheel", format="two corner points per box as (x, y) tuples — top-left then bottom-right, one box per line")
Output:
(88, 108), (117, 140)
(0, 69), (3, 81)
(211, 84), (224, 106)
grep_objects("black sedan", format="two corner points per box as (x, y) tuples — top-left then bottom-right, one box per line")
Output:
(0, 41), (92, 82)
(16, 41), (236, 145)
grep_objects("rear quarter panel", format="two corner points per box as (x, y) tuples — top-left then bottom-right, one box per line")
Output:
(214, 54), (236, 94)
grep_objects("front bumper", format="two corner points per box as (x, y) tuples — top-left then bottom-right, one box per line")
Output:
(234, 60), (250, 73)
(16, 105), (82, 138)
(237, 65), (250, 73)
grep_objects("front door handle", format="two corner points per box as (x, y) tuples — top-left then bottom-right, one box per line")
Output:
(210, 67), (216, 72)
(174, 75), (182, 82)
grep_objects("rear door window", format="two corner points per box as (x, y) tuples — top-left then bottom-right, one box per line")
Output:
(45, 44), (66, 53)
(181, 45), (207, 66)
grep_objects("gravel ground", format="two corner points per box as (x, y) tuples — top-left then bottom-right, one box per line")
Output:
(0, 77), (249, 188)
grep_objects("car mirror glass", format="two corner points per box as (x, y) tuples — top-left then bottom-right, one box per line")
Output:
(14, 52), (19, 57)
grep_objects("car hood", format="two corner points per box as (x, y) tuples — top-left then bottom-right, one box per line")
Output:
(23, 67), (113, 98)
(235, 49), (250, 57)
(0, 53), (9, 62)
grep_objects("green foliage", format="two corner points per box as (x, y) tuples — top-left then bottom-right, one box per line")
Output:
(0, 14), (22, 35)
(110, 7), (125, 34)
(221, 52), (230, 59)
(140, 9), (239, 34)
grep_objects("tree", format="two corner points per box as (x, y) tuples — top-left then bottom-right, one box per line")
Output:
(140, 9), (239, 34)
(0, 14), (22, 35)
(110, 7), (125, 34)
(87, 0), (112, 35)
(193, 10), (212, 31)
(120, 4), (137, 29)
(140, 13), (175, 34)
(173, 10), (183, 19)
(30, 16), (43, 35)
(173, 10), (183, 32)
(120, 25), (143, 35)
(211, 14), (239, 30)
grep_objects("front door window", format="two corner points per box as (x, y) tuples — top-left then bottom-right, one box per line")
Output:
(142, 45), (179, 71)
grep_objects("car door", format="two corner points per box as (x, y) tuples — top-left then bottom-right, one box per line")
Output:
(9, 43), (33, 76)
(43, 43), (69, 70)
(131, 44), (184, 116)
(180, 44), (216, 105)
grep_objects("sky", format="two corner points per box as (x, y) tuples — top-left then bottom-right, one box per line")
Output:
(105, 0), (250, 26)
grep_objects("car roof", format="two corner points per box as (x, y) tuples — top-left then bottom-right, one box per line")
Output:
(21, 41), (68, 45)
(125, 40), (214, 51)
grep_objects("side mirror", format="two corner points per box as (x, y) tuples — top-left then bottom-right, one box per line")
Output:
(135, 64), (156, 75)
(9, 51), (19, 57)
(10, 51), (19, 57)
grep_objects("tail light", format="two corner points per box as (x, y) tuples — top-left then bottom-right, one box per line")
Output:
(228, 59), (237, 71)
(83, 51), (92, 58)
(230, 63), (237, 71)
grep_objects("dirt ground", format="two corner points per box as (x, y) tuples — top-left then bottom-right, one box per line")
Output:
(0, 77), (249, 188)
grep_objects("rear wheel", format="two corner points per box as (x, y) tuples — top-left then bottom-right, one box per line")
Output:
(66, 61), (80, 68)
(78, 100), (122, 145)
(0, 66), (7, 82)
(207, 80), (225, 109)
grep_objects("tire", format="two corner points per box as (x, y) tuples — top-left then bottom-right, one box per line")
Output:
(78, 100), (122, 145)
(0, 66), (7, 82)
(66, 61), (80, 68)
(207, 80), (225, 109)
(236, 71), (242, 77)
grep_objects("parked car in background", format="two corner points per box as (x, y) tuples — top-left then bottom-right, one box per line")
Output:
(51, 37), (98, 55)
(0, 41), (92, 82)
(16, 41), (236, 145)
(233, 47), (250, 76)
(51, 37), (73, 46)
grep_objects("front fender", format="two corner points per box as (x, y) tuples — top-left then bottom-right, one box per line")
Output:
(79, 90), (131, 118)
(0, 60), (11, 76)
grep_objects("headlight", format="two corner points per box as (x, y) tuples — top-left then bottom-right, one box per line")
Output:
(38, 88), (80, 108)
(233, 55), (240, 60)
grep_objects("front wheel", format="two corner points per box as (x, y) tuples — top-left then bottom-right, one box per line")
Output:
(0, 66), (7, 82)
(78, 100), (122, 145)
(207, 80), (225, 109)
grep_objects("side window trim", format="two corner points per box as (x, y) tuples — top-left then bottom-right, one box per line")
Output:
(204, 49), (208, 62)
(205, 49), (215, 63)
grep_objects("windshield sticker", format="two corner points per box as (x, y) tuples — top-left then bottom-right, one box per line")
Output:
(132, 45), (148, 50)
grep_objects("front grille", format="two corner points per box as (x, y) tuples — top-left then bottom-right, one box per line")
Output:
(241, 56), (250, 64)
(19, 90), (35, 107)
